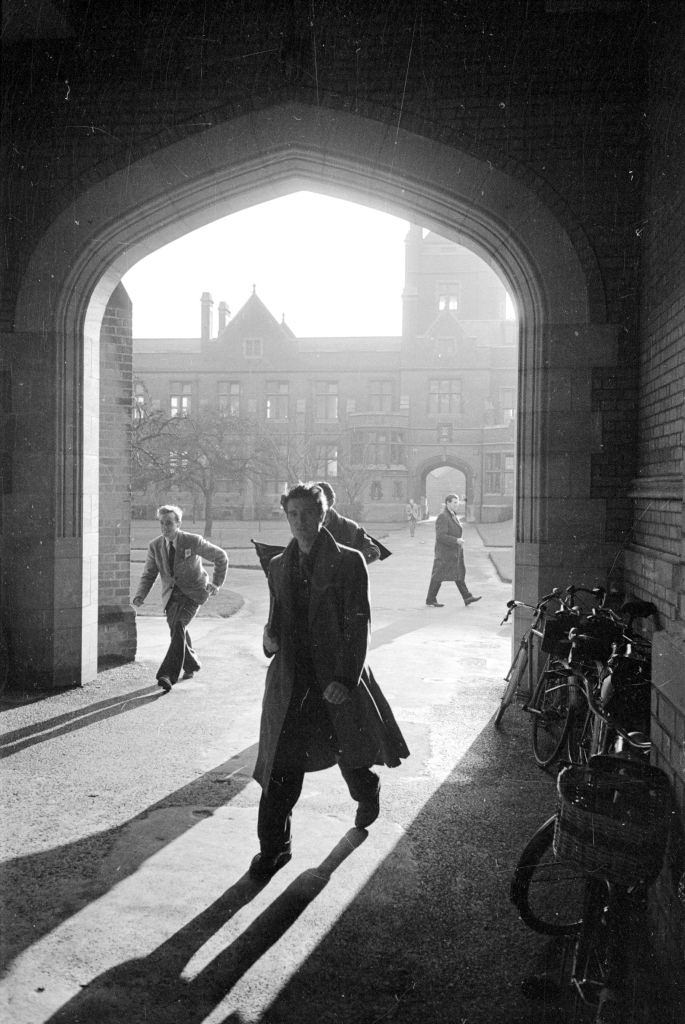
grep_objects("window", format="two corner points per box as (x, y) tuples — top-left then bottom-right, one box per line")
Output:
(266, 381), (289, 420)
(485, 452), (515, 494)
(218, 381), (240, 417)
(499, 387), (515, 423)
(243, 338), (263, 359)
(428, 379), (462, 415)
(315, 445), (338, 478)
(133, 382), (147, 421)
(314, 381), (338, 421)
(369, 380), (393, 413)
(169, 449), (189, 471)
(170, 381), (192, 417)
(351, 431), (404, 466)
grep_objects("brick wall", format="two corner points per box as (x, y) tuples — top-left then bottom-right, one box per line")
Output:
(98, 285), (137, 665)
(624, 3), (685, 989)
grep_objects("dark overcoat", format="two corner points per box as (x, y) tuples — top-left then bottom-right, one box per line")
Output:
(253, 528), (409, 791)
(430, 510), (466, 582)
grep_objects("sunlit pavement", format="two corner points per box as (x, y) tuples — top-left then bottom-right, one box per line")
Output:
(1, 523), (566, 1024)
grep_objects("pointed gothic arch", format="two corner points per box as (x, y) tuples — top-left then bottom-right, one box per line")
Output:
(10, 99), (618, 685)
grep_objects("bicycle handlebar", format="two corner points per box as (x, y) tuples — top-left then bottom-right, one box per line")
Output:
(500, 589), (563, 624)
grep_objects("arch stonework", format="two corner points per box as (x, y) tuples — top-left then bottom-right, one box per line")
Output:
(10, 101), (620, 685)
(415, 455), (473, 511)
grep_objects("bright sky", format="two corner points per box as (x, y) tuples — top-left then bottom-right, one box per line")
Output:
(122, 192), (411, 339)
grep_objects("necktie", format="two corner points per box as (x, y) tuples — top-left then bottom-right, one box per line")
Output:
(168, 541), (175, 574)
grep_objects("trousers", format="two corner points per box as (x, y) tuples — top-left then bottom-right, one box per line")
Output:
(426, 571), (473, 605)
(157, 588), (201, 683)
(257, 762), (380, 856)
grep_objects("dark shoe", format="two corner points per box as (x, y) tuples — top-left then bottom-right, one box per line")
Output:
(425, 601), (444, 607)
(181, 671), (195, 680)
(355, 786), (381, 829)
(465, 596), (482, 606)
(249, 850), (292, 880)
(157, 676), (173, 693)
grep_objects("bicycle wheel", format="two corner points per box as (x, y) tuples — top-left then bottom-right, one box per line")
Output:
(510, 815), (585, 935)
(494, 642), (528, 728)
(566, 704), (594, 765)
(531, 669), (574, 767)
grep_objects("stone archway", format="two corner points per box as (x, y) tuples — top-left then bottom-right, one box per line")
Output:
(415, 455), (474, 518)
(10, 99), (614, 685)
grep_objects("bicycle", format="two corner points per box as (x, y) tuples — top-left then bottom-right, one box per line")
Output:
(510, 641), (673, 1023)
(529, 599), (618, 769)
(494, 588), (568, 728)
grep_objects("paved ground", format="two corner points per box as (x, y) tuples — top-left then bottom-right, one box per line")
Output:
(0, 521), (671, 1023)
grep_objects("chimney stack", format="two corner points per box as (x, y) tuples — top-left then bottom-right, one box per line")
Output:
(218, 300), (229, 334)
(201, 291), (213, 342)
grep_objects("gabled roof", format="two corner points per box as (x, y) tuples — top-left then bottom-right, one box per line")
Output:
(216, 288), (293, 343)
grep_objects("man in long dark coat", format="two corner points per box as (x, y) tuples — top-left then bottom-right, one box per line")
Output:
(250, 483), (409, 881)
(425, 494), (481, 608)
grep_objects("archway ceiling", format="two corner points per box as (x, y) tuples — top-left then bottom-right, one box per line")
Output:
(15, 101), (600, 334)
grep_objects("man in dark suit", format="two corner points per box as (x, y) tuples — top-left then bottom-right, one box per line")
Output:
(317, 480), (389, 563)
(132, 504), (228, 692)
(425, 494), (481, 608)
(250, 483), (409, 880)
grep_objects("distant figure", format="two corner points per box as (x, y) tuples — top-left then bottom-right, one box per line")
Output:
(425, 494), (481, 608)
(132, 504), (228, 692)
(317, 481), (386, 563)
(420, 495), (429, 520)
(405, 499), (420, 536)
(250, 482), (409, 880)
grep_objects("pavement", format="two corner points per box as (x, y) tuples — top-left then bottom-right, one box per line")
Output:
(0, 521), (669, 1023)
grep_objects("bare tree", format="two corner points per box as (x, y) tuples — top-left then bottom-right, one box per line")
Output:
(131, 393), (261, 536)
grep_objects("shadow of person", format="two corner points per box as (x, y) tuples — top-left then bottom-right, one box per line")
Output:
(46, 829), (367, 1024)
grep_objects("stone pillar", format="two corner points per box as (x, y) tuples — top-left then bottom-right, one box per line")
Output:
(515, 322), (628, 605)
(98, 284), (137, 665)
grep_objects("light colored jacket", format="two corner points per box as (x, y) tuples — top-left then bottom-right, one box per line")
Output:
(134, 530), (228, 609)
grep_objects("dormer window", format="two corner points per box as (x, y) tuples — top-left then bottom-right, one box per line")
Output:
(438, 294), (459, 312)
(243, 338), (263, 359)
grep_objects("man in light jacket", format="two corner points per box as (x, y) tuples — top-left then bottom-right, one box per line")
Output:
(132, 504), (228, 692)
(250, 483), (409, 881)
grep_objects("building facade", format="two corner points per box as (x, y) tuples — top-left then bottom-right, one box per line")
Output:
(133, 230), (517, 523)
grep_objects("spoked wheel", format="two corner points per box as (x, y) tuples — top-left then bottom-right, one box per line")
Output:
(510, 815), (586, 936)
(566, 705), (594, 766)
(531, 670), (574, 767)
(571, 881), (633, 1024)
(494, 645), (528, 728)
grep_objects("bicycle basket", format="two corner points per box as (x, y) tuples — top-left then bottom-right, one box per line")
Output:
(553, 756), (672, 886)
(540, 611), (576, 656)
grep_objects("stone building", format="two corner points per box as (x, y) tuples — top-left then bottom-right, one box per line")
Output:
(1, 0), (683, 972)
(132, 230), (517, 523)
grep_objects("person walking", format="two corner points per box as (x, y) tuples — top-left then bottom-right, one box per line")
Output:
(425, 494), (481, 608)
(317, 480), (390, 563)
(132, 504), (228, 692)
(250, 482), (409, 881)
(405, 499), (420, 536)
